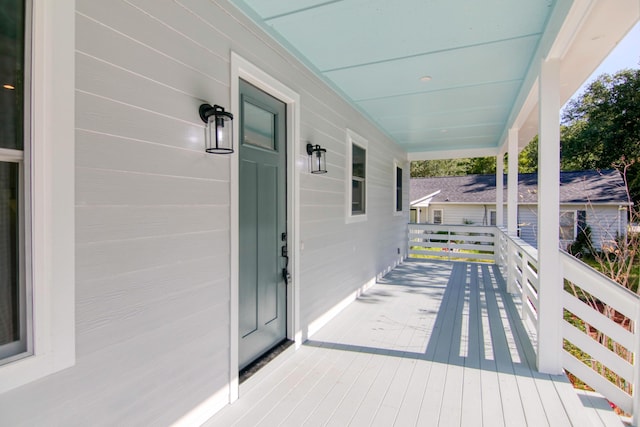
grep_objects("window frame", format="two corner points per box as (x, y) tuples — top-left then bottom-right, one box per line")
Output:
(0, 0), (75, 393)
(489, 210), (497, 226)
(433, 209), (443, 225)
(394, 161), (403, 215)
(559, 210), (577, 241)
(0, 151), (28, 363)
(346, 129), (368, 223)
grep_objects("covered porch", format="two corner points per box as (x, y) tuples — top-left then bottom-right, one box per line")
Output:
(204, 258), (622, 427)
(2, 0), (639, 425)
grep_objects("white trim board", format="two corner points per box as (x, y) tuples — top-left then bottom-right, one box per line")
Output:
(345, 129), (368, 223)
(230, 52), (301, 403)
(0, 0), (76, 394)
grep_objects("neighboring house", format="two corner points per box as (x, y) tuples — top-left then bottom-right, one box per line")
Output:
(410, 170), (631, 250)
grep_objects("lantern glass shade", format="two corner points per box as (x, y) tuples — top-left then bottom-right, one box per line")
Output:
(200, 104), (234, 154)
(306, 143), (327, 174)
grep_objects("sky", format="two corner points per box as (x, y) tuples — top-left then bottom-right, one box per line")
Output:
(570, 20), (640, 100)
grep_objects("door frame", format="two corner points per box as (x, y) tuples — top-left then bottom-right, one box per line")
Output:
(229, 53), (301, 402)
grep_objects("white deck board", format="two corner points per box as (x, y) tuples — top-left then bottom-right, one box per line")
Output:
(203, 259), (624, 427)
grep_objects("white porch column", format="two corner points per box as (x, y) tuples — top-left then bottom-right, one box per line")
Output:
(496, 154), (504, 226)
(507, 128), (518, 236)
(537, 58), (563, 375)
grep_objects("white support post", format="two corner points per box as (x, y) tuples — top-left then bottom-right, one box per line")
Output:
(506, 129), (519, 294)
(496, 153), (504, 227)
(507, 128), (519, 236)
(536, 58), (563, 375)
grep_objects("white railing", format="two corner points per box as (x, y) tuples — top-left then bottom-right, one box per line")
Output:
(494, 227), (640, 424)
(407, 223), (496, 262)
(559, 251), (639, 421)
(497, 228), (540, 335)
(407, 224), (639, 422)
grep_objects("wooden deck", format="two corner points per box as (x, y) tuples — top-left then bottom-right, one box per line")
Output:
(204, 260), (623, 427)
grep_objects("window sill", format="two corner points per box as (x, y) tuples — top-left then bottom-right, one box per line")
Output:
(346, 213), (367, 224)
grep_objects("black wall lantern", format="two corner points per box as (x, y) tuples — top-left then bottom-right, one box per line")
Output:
(306, 143), (327, 174)
(199, 103), (234, 154)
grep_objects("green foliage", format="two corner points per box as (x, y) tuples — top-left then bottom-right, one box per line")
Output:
(518, 137), (538, 173)
(410, 158), (470, 177)
(561, 69), (640, 202)
(567, 225), (594, 258)
(411, 140), (536, 177)
(410, 156), (498, 177)
(466, 157), (496, 175)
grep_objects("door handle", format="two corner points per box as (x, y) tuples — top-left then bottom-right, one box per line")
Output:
(281, 242), (291, 285)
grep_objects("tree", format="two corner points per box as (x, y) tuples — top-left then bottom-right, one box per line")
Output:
(411, 147), (535, 178)
(410, 158), (469, 177)
(518, 137), (538, 173)
(561, 69), (640, 202)
(466, 156), (496, 175)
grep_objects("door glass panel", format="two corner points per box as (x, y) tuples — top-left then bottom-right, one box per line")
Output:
(242, 100), (275, 150)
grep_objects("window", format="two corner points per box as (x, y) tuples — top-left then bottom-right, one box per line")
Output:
(559, 211), (576, 240)
(352, 145), (366, 214)
(0, 0), (27, 363)
(433, 209), (443, 224)
(490, 210), (497, 226)
(346, 130), (367, 222)
(395, 163), (403, 212)
(0, 0), (75, 393)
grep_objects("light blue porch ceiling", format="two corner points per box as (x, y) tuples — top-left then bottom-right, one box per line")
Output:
(229, 0), (561, 155)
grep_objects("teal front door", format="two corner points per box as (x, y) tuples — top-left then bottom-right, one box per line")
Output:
(238, 79), (287, 370)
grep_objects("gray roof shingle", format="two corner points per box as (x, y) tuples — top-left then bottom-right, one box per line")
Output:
(410, 170), (629, 205)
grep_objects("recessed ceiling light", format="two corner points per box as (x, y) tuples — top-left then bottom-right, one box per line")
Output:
(3, 84), (15, 90)
(419, 75), (432, 82)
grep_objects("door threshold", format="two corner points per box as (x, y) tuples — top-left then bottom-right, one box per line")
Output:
(240, 339), (293, 384)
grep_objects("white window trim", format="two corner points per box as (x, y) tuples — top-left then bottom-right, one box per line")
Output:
(393, 160), (403, 216)
(489, 209), (497, 226)
(346, 129), (367, 223)
(432, 209), (443, 225)
(0, 0), (75, 394)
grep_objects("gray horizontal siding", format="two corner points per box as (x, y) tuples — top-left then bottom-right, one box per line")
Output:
(0, 0), (408, 424)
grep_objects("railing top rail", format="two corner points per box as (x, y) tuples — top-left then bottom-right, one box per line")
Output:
(408, 223), (497, 233)
(496, 227), (539, 260)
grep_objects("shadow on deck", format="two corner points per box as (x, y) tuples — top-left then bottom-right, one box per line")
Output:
(307, 260), (537, 376)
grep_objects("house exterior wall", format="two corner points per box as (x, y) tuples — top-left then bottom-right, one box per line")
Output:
(519, 204), (626, 250)
(518, 205), (539, 246)
(0, 0), (408, 425)
(412, 204), (504, 226)
(415, 202), (626, 251)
